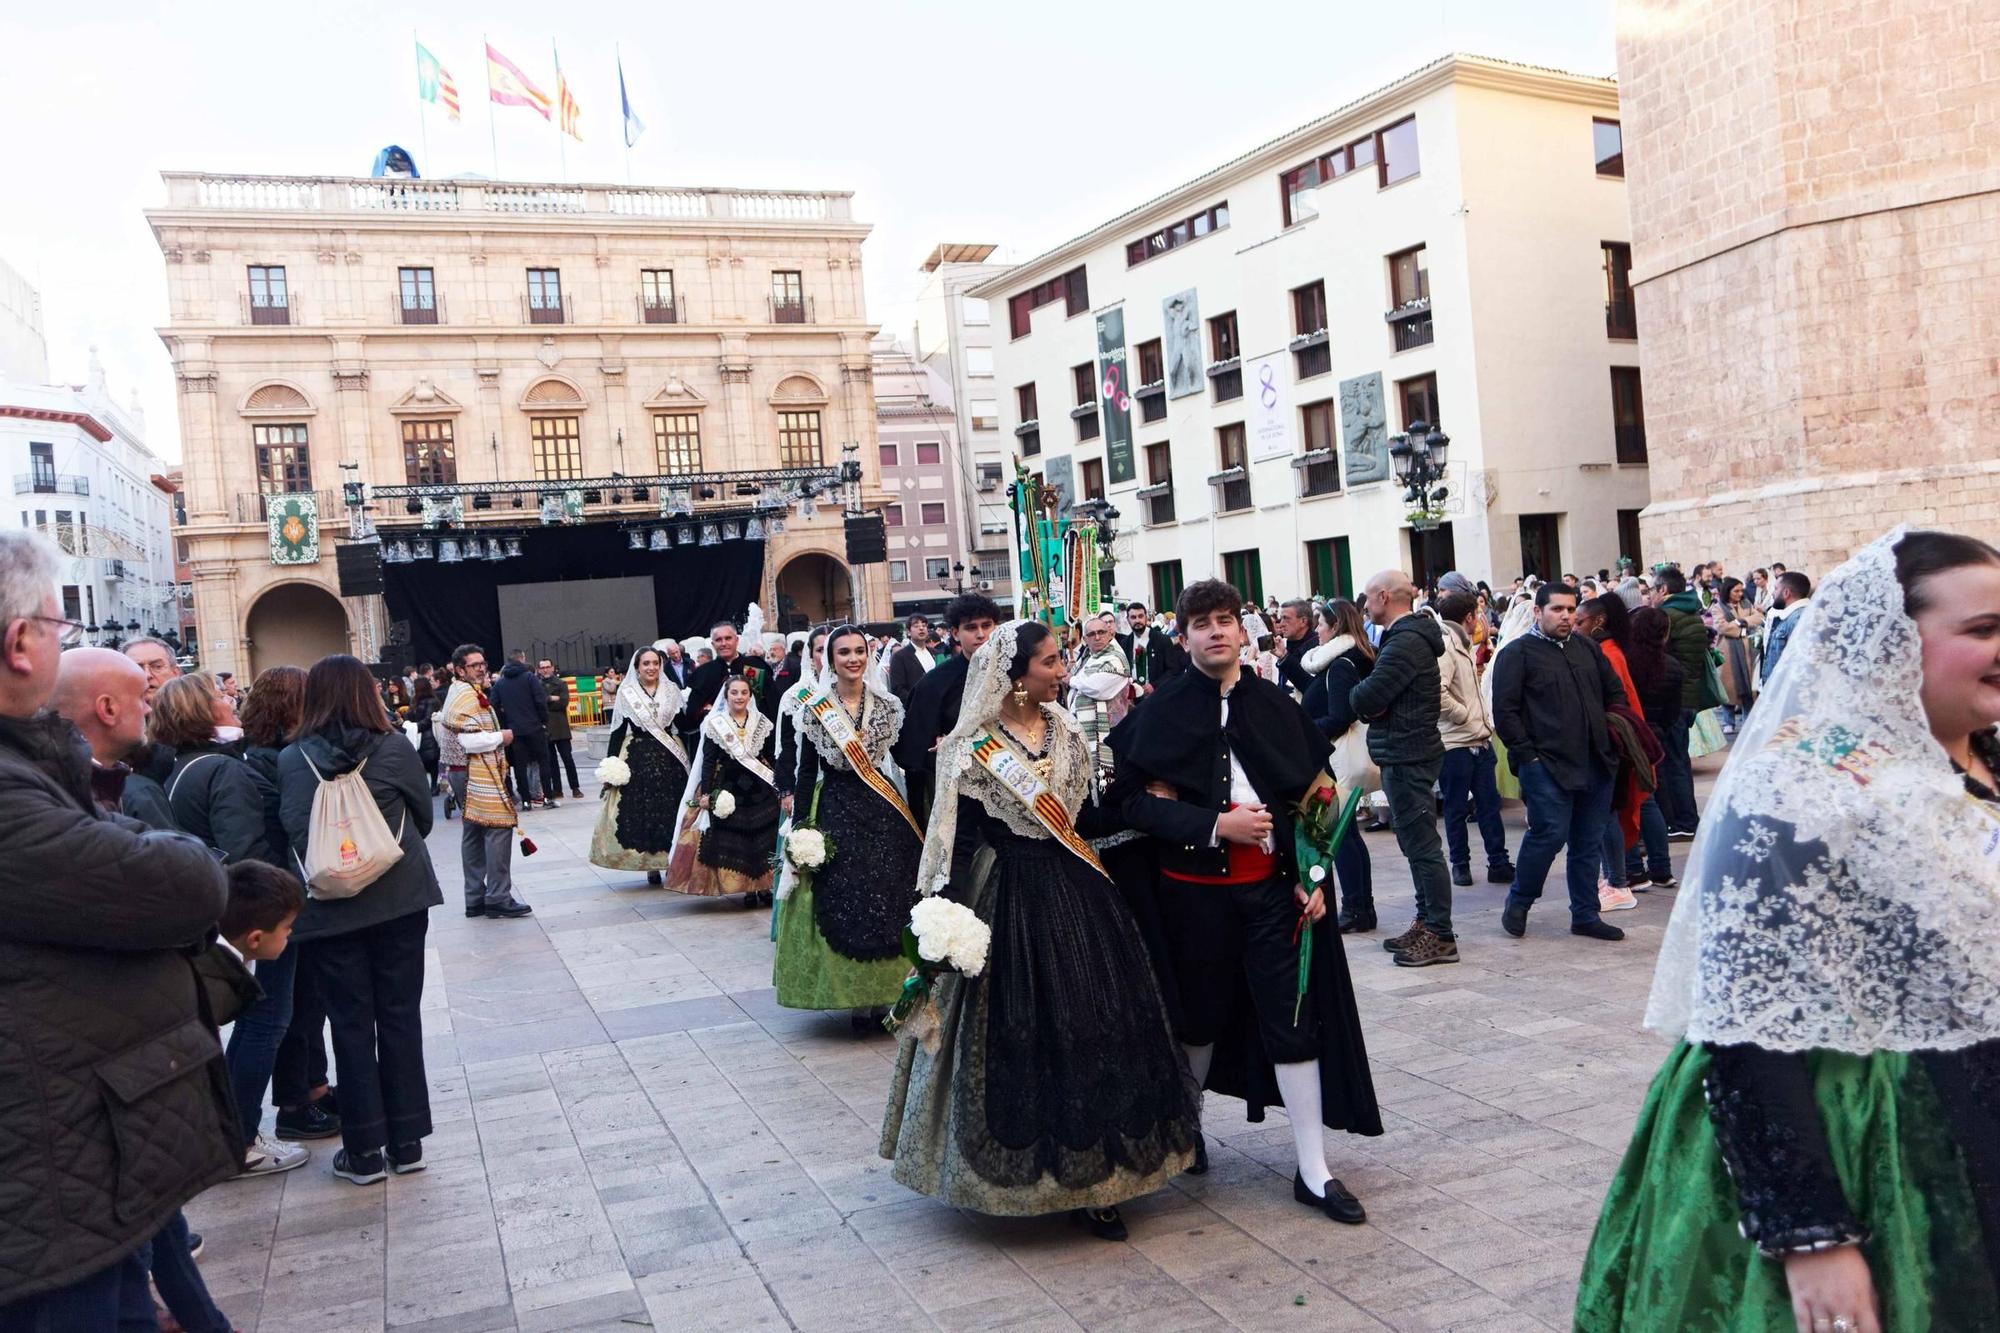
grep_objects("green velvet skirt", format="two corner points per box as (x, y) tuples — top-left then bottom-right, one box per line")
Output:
(1575, 1041), (1997, 1331)
(771, 879), (909, 1011)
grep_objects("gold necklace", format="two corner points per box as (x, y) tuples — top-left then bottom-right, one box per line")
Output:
(997, 706), (1054, 779)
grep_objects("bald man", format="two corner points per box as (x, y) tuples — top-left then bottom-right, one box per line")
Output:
(1349, 570), (1454, 965)
(52, 646), (171, 827)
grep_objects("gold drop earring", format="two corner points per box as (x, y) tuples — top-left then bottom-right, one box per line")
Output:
(1011, 679), (1030, 708)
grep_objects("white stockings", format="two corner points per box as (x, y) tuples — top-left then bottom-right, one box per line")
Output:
(1274, 1060), (1331, 1195)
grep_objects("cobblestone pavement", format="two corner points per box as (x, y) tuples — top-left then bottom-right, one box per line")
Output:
(189, 738), (1722, 1332)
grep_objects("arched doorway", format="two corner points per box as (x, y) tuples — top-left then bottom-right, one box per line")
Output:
(245, 583), (349, 675)
(775, 553), (852, 631)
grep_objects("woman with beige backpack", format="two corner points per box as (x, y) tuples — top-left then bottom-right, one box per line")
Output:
(277, 654), (443, 1187)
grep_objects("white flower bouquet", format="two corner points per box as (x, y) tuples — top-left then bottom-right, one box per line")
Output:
(886, 897), (993, 1047)
(595, 755), (632, 788)
(784, 825), (831, 871)
(711, 790), (736, 820)
(909, 897), (990, 976)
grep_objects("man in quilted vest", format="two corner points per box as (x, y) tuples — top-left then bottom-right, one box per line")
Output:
(0, 532), (241, 1324)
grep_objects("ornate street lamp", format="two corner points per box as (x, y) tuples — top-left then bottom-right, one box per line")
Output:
(937, 560), (982, 595)
(1388, 420), (1451, 592)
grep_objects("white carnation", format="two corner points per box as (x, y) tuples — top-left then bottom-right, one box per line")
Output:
(595, 755), (632, 787)
(908, 899), (990, 976)
(712, 790), (736, 820)
(786, 827), (828, 870)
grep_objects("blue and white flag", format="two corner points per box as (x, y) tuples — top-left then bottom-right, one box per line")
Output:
(618, 54), (646, 148)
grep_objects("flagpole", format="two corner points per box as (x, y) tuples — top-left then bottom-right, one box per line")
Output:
(619, 44), (632, 185)
(484, 33), (500, 178)
(414, 32), (431, 173)
(553, 42), (567, 183)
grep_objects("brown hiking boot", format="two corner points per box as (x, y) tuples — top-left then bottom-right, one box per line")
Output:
(1382, 919), (1427, 953)
(1393, 929), (1460, 968)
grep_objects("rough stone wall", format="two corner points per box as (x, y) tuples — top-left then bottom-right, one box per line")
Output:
(1617, 0), (2000, 571)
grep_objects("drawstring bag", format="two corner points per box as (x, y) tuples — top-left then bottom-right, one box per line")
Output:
(299, 752), (405, 899)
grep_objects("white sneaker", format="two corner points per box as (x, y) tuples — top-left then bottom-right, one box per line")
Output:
(1600, 885), (1639, 912)
(237, 1132), (309, 1177)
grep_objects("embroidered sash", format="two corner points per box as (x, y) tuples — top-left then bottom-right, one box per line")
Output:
(703, 709), (778, 789)
(617, 681), (690, 769)
(806, 689), (921, 837)
(970, 731), (1105, 878)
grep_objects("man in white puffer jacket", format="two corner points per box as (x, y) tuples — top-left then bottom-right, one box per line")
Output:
(1433, 591), (1515, 888)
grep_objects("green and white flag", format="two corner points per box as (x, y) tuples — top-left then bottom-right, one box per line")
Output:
(268, 492), (320, 565)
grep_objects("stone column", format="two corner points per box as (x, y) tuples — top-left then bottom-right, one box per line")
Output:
(1619, 0), (2000, 570)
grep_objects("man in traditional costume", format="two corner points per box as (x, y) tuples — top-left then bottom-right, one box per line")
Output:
(1108, 579), (1380, 1221)
(893, 592), (1001, 826)
(680, 606), (778, 731)
(443, 643), (532, 919)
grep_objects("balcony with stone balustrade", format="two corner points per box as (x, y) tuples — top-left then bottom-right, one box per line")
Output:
(156, 172), (855, 226)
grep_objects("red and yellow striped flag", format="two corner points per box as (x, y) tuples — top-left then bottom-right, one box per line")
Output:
(556, 62), (581, 140)
(486, 42), (551, 120)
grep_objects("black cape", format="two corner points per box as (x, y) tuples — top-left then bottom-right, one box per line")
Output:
(1106, 668), (1382, 1137)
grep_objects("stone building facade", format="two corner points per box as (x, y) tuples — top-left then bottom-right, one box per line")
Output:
(871, 337), (978, 618)
(148, 172), (890, 676)
(1618, 0), (2000, 571)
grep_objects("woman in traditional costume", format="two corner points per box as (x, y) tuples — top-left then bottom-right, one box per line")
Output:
(773, 625), (923, 1028)
(880, 620), (1200, 1241)
(589, 645), (690, 886)
(1576, 529), (2000, 1332)
(666, 675), (779, 904)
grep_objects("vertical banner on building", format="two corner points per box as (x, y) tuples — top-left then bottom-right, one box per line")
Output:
(1095, 308), (1136, 484)
(1163, 289), (1203, 398)
(268, 492), (321, 565)
(1247, 353), (1293, 463)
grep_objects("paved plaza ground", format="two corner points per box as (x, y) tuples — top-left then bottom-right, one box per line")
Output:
(187, 737), (1722, 1332)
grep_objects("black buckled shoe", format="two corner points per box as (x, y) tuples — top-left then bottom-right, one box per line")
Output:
(1294, 1172), (1366, 1225)
(1070, 1206), (1128, 1242)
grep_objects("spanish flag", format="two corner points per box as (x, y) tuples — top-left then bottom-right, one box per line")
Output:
(486, 42), (551, 120)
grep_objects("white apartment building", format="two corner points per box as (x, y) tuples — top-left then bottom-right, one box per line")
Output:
(1, 353), (178, 642)
(912, 244), (1015, 608)
(973, 55), (1650, 610)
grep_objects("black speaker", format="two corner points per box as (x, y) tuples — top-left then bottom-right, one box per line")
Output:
(335, 542), (384, 597)
(844, 514), (887, 565)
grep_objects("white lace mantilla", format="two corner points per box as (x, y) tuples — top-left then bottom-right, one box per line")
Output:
(948, 709), (1091, 842)
(799, 684), (902, 771)
(1646, 527), (2000, 1054)
(916, 621), (1093, 893)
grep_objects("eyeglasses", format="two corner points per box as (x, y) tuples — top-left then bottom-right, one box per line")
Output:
(29, 615), (87, 638)
(461, 659), (487, 672)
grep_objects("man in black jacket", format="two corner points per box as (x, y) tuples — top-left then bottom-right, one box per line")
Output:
(1116, 601), (1185, 697)
(538, 658), (582, 800)
(892, 592), (999, 825)
(1273, 598), (1315, 698)
(887, 614), (939, 704)
(1111, 578), (1379, 1224)
(1490, 582), (1630, 942)
(0, 532), (241, 1324)
(490, 649), (556, 808)
(679, 620), (776, 733)
(1350, 570), (1455, 966)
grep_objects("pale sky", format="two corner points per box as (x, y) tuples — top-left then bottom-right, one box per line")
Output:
(0, 0), (1616, 463)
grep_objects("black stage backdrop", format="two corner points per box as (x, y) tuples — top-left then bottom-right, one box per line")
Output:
(384, 526), (765, 668)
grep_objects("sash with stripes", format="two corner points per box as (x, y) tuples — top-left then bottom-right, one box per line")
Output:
(703, 708), (777, 789)
(806, 689), (922, 838)
(970, 731), (1105, 879)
